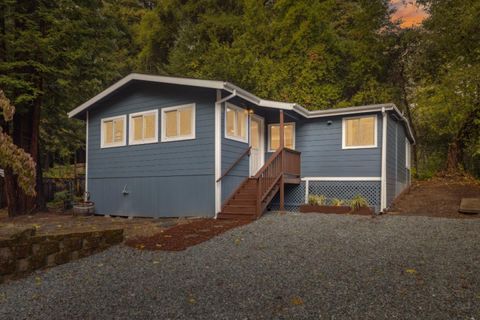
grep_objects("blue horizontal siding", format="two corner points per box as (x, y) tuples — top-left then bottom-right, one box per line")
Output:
(87, 82), (216, 217)
(295, 113), (383, 178)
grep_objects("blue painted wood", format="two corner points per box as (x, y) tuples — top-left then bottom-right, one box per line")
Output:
(386, 114), (409, 206)
(87, 82), (216, 217)
(295, 113), (383, 177)
(220, 102), (250, 203)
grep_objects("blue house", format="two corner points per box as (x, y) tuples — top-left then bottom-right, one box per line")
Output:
(69, 73), (414, 219)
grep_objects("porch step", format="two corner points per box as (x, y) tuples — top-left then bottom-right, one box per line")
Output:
(222, 205), (256, 214)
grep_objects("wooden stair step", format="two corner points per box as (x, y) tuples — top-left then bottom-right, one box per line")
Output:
(217, 213), (256, 220)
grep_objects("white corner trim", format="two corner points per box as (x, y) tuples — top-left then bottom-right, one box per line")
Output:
(341, 114), (378, 149)
(381, 108), (388, 211)
(267, 122), (296, 152)
(100, 114), (127, 148)
(304, 180), (309, 203)
(85, 111), (89, 192)
(160, 103), (196, 142)
(224, 102), (249, 143)
(301, 177), (382, 182)
(128, 109), (159, 145)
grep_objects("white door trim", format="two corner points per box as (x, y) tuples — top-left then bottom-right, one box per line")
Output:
(249, 114), (265, 176)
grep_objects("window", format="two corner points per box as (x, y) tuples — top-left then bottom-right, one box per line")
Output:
(406, 139), (411, 169)
(268, 123), (295, 152)
(342, 115), (377, 149)
(161, 104), (195, 142)
(225, 103), (248, 143)
(101, 115), (126, 148)
(129, 110), (158, 145)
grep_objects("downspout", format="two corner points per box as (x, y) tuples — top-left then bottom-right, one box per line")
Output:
(381, 107), (387, 212)
(214, 89), (237, 218)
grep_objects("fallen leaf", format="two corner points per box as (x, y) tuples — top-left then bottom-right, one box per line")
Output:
(155, 244), (162, 247)
(188, 298), (196, 304)
(137, 244), (145, 250)
(35, 277), (42, 285)
(291, 296), (304, 306)
(234, 238), (241, 245)
(97, 263), (104, 267)
(405, 268), (417, 274)
(152, 261), (160, 264)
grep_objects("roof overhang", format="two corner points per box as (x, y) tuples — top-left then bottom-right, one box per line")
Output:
(68, 73), (415, 144)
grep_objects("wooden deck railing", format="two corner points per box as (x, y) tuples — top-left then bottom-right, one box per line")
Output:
(253, 147), (301, 217)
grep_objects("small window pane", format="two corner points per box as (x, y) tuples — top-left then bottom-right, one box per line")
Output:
(359, 117), (374, 145)
(133, 116), (143, 141)
(270, 125), (280, 150)
(251, 120), (259, 149)
(179, 107), (192, 136)
(284, 124), (294, 149)
(104, 121), (113, 144)
(237, 110), (247, 139)
(226, 108), (235, 137)
(113, 118), (124, 142)
(165, 110), (177, 137)
(144, 114), (156, 139)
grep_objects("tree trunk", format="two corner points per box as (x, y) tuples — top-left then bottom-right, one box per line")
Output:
(446, 140), (462, 172)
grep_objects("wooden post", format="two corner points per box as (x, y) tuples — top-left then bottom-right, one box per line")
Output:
(279, 110), (285, 212)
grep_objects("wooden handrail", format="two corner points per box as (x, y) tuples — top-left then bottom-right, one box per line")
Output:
(216, 146), (251, 182)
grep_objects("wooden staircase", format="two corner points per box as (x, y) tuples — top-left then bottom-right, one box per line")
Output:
(218, 148), (301, 221)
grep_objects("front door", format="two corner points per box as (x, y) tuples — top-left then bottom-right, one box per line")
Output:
(250, 115), (265, 176)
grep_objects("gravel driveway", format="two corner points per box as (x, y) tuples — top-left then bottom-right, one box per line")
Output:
(1, 213), (479, 319)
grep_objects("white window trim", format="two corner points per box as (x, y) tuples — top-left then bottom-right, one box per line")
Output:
(342, 114), (378, 149)
(161, 103), (196, 142)
(100, 115), (127, 148)
(128, 109), (159, 145)
(267, 122), (296, 152)
(405, 138), (411, 169)
(224, 102), (249, 143)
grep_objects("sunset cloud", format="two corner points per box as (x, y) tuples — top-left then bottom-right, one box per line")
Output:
(390, 0), (428, 28)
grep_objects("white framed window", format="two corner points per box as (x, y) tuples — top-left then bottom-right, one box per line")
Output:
(342, 115), (377, 149)
(161, 103), (196, 142)
(129, 109), (158, 145)
(405, 138), (411, 169)
(100, 115), (127, 148)
(225, 103), (248, 143)
(268, 122), (295, 152)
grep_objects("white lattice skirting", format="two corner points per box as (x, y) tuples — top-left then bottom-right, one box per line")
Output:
(269, 180), (381, 213)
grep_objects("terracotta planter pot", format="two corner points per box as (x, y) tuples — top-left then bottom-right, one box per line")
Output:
(299, 204), (373, 215)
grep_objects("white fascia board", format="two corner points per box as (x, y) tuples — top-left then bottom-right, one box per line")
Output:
(301, 177), (382, 181)
(68, 73), (226, 118)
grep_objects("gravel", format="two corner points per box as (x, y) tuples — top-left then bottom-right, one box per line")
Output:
(1, 213), (479, 319)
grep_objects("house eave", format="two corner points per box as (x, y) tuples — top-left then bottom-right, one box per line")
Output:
(68, 73), (415, 144)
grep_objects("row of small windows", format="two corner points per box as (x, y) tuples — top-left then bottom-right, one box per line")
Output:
(100, 104), (195, 148)
(101, 103), (408, 165)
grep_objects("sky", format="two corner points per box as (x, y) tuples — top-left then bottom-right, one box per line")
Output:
(390, 0), (428, 28)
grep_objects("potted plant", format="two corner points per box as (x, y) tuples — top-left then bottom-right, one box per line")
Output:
(73, 191), (95, 216)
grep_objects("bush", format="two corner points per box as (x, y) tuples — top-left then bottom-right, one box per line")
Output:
(330, 198), (345, 206)
(308, 194), (327, 206)
(349, 194), (369, 211)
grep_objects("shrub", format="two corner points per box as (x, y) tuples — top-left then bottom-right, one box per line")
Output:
(330, 198), (345, 206)
(349, 194), (369, 211)
(308, 194), (327, 206)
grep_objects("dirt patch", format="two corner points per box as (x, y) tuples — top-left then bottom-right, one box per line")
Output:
(388, 176), (480, 219)
(0, 209), (186, 240)
(125, 219), (250, 251)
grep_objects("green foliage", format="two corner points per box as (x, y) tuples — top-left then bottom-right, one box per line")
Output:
(349, 195), (369, 211)
(0, 89), (36, 196)
(330, 198), (345, 207)
(43, 165), (76, 179)
(308, 194), (327, 206)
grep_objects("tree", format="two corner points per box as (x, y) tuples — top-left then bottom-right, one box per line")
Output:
(0, 89), (36, 217)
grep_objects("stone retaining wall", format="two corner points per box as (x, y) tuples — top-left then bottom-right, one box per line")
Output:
(0, 227), (123, 283)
